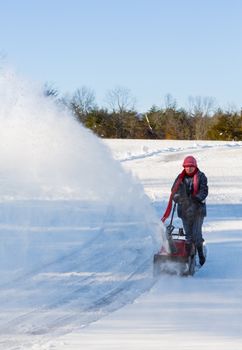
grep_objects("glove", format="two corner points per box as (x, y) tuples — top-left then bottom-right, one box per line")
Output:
(192, 195), (201, 204)
(173, 193), (180, 203)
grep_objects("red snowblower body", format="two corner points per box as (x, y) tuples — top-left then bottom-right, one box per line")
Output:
(153, 203), (199, 276)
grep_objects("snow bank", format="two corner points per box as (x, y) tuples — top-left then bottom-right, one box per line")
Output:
(104, 139), (242, 162)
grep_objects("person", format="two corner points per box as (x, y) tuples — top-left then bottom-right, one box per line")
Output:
(161, 155), (208, 266)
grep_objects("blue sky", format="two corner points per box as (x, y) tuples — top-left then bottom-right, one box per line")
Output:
(0, 0), (242, 112)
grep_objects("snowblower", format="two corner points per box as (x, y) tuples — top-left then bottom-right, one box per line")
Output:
(153, 203), (203, 276)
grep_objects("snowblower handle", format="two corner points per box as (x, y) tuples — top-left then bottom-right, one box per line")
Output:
(169, 202), (177, 227)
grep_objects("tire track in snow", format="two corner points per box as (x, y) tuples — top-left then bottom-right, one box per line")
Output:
(0, 228), (100, 290)
(27, 255), (154, 336)
(0, 203), (116, 291)
(0, 240), (153, 336)
(0, 256), (154, 350)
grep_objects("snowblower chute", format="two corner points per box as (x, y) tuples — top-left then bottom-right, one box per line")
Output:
(153, 203), (198, 276)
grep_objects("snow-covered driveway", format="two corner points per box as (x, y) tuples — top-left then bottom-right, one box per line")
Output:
(1, 127), (242, 350)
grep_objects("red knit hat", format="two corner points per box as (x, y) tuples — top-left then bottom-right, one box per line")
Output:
(183, 155), (197, 168)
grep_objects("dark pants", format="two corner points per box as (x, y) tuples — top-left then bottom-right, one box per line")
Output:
(182, 215), (204, 247)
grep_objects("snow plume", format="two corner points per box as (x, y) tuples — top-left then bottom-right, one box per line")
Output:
(0, 67), (161, 240)
(0, 69), (162, 345)
(0, 69), (113, 201)
(0, 70), (133, 200)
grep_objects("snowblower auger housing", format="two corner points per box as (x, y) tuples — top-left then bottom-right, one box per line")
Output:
(153, 228), (196, 276)
(153, 203), (197, 276)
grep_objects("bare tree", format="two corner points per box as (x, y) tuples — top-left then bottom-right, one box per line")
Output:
(163, 93), (177, 110)
(224, 102), (238, 114)
(105, 86), (136, 113)
(71, 86), (97, 115)
(188, 96), (216, 117)
(43, 82), (59, 98)
(188, 96), (216, 140)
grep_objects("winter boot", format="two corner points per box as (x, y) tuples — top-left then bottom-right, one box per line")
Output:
(197, 244), (206, 266)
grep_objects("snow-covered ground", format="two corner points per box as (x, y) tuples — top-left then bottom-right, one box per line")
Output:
(1, 71), (242, 349)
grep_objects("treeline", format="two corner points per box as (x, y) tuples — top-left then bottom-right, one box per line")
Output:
(44, 85), (242, 141)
